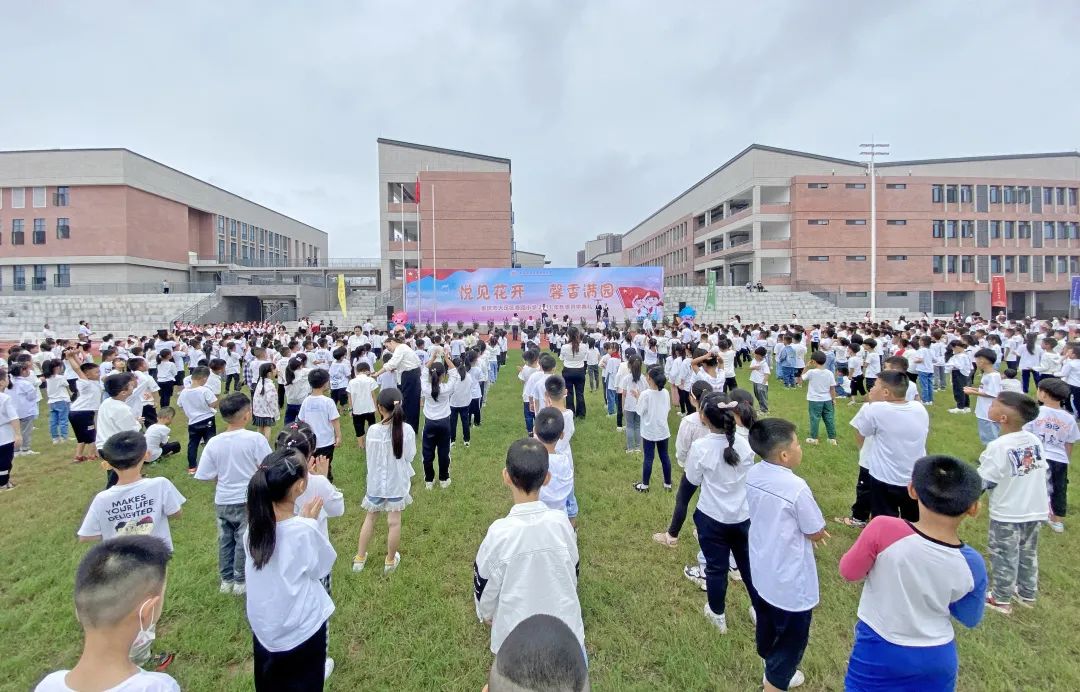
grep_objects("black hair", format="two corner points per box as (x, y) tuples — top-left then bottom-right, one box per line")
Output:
(877, 370), (909, 398)
(910, 455), (982, 517)
(428, 360), (446, 400)
(375, 388), (406, 458)
(104, 372), (135, 398)
(307, 367), (329, 390)
(754, 346), (767, 357)
(156, 348), (172, 365)
(534, 407), (566, 445)
(256, 362), (275, 397)
(1036, 377), (1070, 405)
(544, 374), (566, 399)
(628, 355), (642, 383)
(219, 392), (251, 422)
(522, 349), (540, 365)
(489, 614), (589, 692)
(189, 365), (210, 382)
(647, 364), (667, 390)
(247, 448), (308, 570)
(974, 347), (997, 364)
(41, 358), (63, 378)
(80, 362), (99, 374)
(285, 355), (307, 385)
(1003, 367), (1018, 379)
(995, 391), (1040, 424)
(567, 326), (582, 355)
(157, 406), (175, 420)
(728, 388), (757, 428)
(1024, 332), (1038, 356)
(699, 392), (739, 466)
(101, 431), (148, 470)
(538, 352), (557, 372)
(276, 421), (316, 458)
(74, 536), (171, 628)
(333, 346), (347, 361)
(690, 379), (713, 404)
(811, 350), (827, 365)
(884, 355), (908, 372)
(505, 438), (550, 494)
(747, 418), (797, 461)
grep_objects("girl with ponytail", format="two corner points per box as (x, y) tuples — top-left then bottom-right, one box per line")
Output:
(633, 364), (673, 493)
(449, 356), (476, 448)
(420, 354), (457, 490)
(352, 387), (417, 575)
(275, 421), (345, 567)
(245, 447), (337, 690)
(684, 391), (759, 632)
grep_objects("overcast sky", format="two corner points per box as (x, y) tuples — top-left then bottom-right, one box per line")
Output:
(3, 1), (1077, 264)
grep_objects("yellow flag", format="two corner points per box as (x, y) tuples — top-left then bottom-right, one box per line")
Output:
(337, 274), (347, 320)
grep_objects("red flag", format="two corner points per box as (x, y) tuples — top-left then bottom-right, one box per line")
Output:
(414, 176), (421, 205)
(990, 276), (1007, 307)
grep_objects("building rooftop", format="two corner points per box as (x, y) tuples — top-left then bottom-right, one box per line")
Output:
(376, 138), (511, 165)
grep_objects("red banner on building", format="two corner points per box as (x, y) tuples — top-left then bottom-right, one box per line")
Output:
(990, 275), (1007, 307)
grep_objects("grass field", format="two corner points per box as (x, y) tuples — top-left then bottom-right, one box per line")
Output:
(2, 365), (1079, 692)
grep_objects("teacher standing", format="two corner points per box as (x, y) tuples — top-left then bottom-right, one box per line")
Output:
(560, 326), (587, 419)
(375, 335), (422, 433)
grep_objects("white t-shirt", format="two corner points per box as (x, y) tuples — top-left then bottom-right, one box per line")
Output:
(46, 375), (70, 404)
(851, 401), (929, 486)
(364, 421), (417, 500)
(346, 375), (379, 415)
(1024, 406), (1080, 464)
(749, 358), (770, 384)
(70, 379), (104, 412)
(803, 368), (834, 402)
(539, 450), (574, 511)
(176, 386), (216, 425)
(144, 423), (172, 461)
(294, 474), (346, 536)
(194, 429), (274, 505)
(685, 432), (754, 524)
(973, 370), (1002, 421)
(96, 398), (142, 451)
(746, 461), (826, 612)
(244, 517), (336, 652)
(978, 430), (1049, 523)
(636, 388), (671, 441)
(35, 670), (180, 692)
(77, 478), (186, 551)
(298, 395), (340, 447)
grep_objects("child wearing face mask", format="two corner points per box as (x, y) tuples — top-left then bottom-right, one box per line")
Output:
(33, 536), (179, 691)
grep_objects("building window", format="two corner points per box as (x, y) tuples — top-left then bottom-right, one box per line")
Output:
(11, 187), (24, 209)
(13, 266), (25, 290)
(887, 255), (907, 261)
(886, 183), (906, 190)
(1072, 257), (1080, 275)
(1057, 187), (1066, 205)
(807, 219), (829, 225)
(389, 183), (417, 203)
(946, 220), (957, 239)
(1045, 256), (1055, 274)
(31, 186), (46, 208)
(960, 185), (973, 203)
(1003, 186), (1015, 204)
(948, 255), (958, 273)
(1057, 221), (1069, 240)
(1019, 186), (1032, 204)
(807, 183), (829, 189)
(1069, 222), (1080, 240)
(54, 264), (70, 287)
(808, 256), (829, 261)
(53, 186), (69, 207)
(886, 291), (908, 297)
(932, 220), (944, 238)
(32, 265), (46, 290)
(1004, 221), (1015, 239)
(1044, 187), (1054, 204)
(388, 220), (419, 242)
(991, 256), (1002, 273)
(990, 221), (1000, 239)
(886, 219), (906, 225)
(961, 255), (974, 273)
(1059, 255), (1068, 273)
(1019, 221), (1031, 239)
(846, 219), (867, 226)
(11, 219), (24, 245)
(56, 218), (70, 239)
(218, 238), (225, 258)
(989, 186), (1000, 204)
(846, 255), (867, 261)
(1019, 255), (1030, 274)
(933, 255), (944, 274)
(1044, 222), (1055, 239)
(1070, 188), (1078, 206)
(32, 218), (45, 244)
(960, 221), (974, 238)
(946, 185), (958, 204)
(845, 183), (866, 189)
(846, 291), (868, 298)
(932, 185), (943, 203)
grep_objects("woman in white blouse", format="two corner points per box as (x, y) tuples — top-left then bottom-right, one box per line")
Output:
(559, 326), (588, 419)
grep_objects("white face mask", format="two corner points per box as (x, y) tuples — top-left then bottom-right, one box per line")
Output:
(129, 599), (158, 666)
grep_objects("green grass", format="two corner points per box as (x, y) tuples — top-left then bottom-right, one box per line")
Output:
(2, 370), (1078, 692)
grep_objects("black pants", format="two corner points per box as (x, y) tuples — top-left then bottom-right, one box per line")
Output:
(869, 475), (919, 521)
(851, 466), (872, 522)
(399, 367), (421, 434)
(0, 442), (12, 486)
(1049, 459), (1068, 517)
(615, 392), (624, 428)
(159, 440), (181, 458)
(315, 444), (336, 482)
(450, 405), (471, 443)
(253, 621), (327, 692)
(422, 415), (452, 482)
(158, 381), (175, 408)
(187, 418), (217, 470)
(723, 376), (737, 393)
(470, 397), (482, 427)
(677, 388), (695, 416)
(694, 512), (758, 616)
(756, 600), (813, 691)
(1068, 385), (1080, 416)
(667, 473), (699, 538)
(951, 370), (970, 409)
(563, 366), (586, 418)
(142, 404), (158, 427)
(225, 373), (240, 393)
(277, 383), (286, 410)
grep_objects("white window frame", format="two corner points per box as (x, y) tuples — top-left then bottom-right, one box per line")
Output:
(11, 187), (25, 209)
(32, 186), (46, 208)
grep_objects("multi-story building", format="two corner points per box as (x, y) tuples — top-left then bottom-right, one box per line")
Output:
(377, 139), (514, 298)
(577, 232), (623, 267)
(621, 144), (1080, 315)
(0, 148), (328, 291)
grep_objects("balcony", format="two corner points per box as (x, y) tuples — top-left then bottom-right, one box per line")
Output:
(695, 207), (752, 236)
(210, 255), (380, 270)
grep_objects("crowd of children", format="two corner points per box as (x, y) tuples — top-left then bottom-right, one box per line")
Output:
(10, 310), (1080, 691)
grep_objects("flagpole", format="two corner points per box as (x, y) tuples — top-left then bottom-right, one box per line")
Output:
(432, 183), (438, 325)
(400, 183), (406, 317)
(416, 174), (422, 324)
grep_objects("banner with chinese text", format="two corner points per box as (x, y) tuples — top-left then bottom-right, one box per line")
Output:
(403, 267), (664, 325)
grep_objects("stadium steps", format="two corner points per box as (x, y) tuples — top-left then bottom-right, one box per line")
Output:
(0, 293), (210, 341)
(664, 287), (907, 324)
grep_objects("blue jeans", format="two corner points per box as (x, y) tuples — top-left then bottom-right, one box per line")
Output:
(523, 402), (535, 434)
(605, 387), (617, 414)
(918, 372), (934, 403)
(49, 401), (70, 440)
(624, 411), (641, 450)
(977, 418), (1001, 445)
(642, 437), (671, 486)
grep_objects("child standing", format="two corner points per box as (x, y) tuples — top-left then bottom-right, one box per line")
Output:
(746, 419), (829, 692)
(635, 365), (673, 493)
(352, 389), (416, 574)
(946, 341), (974, 414)
(420, 358), (457, 489)
(298, 369), (341, 482)
(862, 339), (881, 392)
(619, 356), (646, 455)
(10, 363), (40, 457)
(914, 335), (935, 404)
(535, 407), (575, 524)
(283, 354), (311, 426)
(44, 359), (71, 444)
(800, 351), (837, 446)
(964, 348), (1003, 444)
(749, 346), (770, 414)
(328, 347), (351, 408)
(68, 361), (104, 463)
(155, 350), (178, 408)
(244, 449), (337, 689)
(474, 438), (584, 656)
(0, 369), (21, 491)
(251, 363), (280, 441)
(654, 380), (714, 549)
(1024, 377), (1079, 533)
(449, 357), (476, 448)
(604, 344), (624, 419)
(176, 367), (219, 475)
(517, 349), (540, 434)
(144, 407), (180, 462)
(840, 456), (986, 691)
(978, 392), (1047, 614)
(346, 362), (380, 449)
(194, 393), (273, 595)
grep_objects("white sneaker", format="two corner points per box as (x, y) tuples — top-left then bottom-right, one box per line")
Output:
(748, 605), (757, 625)
(219, 581), (234, 594)
(23, 449), (39, 455)
(948, 407), (963, 414)
(683, 564), (707, 591)
(463, 441), (470, 448)
(764, 670), (805, 688)
(1048, 520), (1065, 533)
(425, 481), (434, 490)
(729, 567), (743, 582)
(440, 479), (451, 489)
(232, 582), (246, 596)
(384, 552), (401, 574)
(324, 658), (335, 681)
(703, 603), (727, 633)
(962, 407), (970, 413)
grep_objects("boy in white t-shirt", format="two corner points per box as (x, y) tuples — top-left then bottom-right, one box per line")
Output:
(144, 407), (180, 462)
(78, 431), (185, 552)
(34, 536), (180, 690)
(346, 363), (380, 449)
(535, 407), (575, 527)
(979, 392), (1047, 614)
(298, 368), (341, 481)
(964, 348), (1003, 444)
(800, 351), (837, 446)
(176, 367), (219, 475)
(749, 346), (770, 414)
(517, 350), (540, 434)
(1024, 377), (1079, 533)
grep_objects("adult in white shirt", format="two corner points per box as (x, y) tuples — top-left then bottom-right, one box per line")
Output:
(559, 327), (588, 419)
(375, 336), (422, 433)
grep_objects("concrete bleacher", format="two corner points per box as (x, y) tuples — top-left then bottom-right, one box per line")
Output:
(301, 291), (380, 329)
(0, 293), (210, 341)
(664, 287), (907, 324)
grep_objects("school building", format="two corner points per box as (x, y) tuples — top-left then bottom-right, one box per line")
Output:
(613, 144), (1080, 316)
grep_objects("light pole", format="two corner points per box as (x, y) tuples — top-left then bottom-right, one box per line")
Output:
(860, 141), (889, 320)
